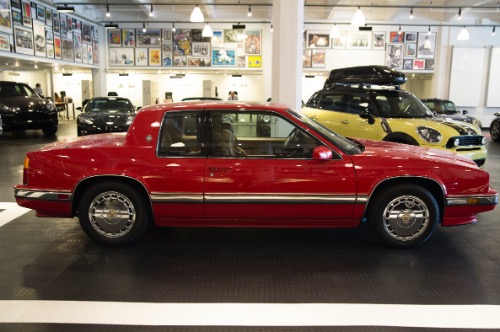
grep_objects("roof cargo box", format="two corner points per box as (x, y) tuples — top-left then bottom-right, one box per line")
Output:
(324, 65), (406, 88)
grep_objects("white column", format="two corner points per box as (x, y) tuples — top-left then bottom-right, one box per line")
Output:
(271, 0), (304, 112)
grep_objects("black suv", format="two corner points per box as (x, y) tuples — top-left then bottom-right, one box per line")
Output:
(0, 81), (58, 135)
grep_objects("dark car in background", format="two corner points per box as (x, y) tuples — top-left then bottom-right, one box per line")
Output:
(77, 97), (137, 136)
(421, 98), (482, 129)
(0, 81), (58, 136)
(490, 112), (500, 142)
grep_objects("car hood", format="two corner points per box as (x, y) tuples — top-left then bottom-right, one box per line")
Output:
(80, 111), (135, 125)
(0, 96), (49, 112)
(436, 114), (476, 124)
(418, 117), (480, 135)
(354, 138), (478, 168)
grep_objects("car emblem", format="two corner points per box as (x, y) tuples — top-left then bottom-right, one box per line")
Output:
(146, 135), (153, 142)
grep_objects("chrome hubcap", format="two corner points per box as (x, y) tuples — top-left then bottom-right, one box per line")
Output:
(383, 195), (429, 241)
(88, 191), (136, 238)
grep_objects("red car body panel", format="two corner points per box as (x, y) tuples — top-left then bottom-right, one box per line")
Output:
(14, 102), (497, 232)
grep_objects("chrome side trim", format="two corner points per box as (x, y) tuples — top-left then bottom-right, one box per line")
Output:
(151, 193), (367, 204)
(14, 189), (72, 201)
(446, 195), (498, 206)
(151, 193), (204, 203)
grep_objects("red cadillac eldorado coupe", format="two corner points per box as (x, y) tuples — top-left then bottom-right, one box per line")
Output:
(14, 102), (498, 247)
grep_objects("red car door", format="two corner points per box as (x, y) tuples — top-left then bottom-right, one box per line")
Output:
(204, 110), (358, 226)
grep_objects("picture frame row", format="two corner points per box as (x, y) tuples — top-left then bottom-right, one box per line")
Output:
(109, 47), (262, 68)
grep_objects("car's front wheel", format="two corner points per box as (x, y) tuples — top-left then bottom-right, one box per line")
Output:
(368, 184), (439, 247)
(78, 182), (150, 246)
(42, 125), (58, 136)
(490, 120), (500, 142)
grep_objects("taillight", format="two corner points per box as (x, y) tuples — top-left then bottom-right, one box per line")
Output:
(23, 156), (29, 185)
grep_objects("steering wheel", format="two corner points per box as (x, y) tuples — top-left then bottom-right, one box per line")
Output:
(283, 128), (306, 151)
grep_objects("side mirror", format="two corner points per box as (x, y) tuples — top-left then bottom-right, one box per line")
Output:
(76, 107), (82, 111)
(359, 109), (375, 124)
(137, 106), (142, 111)
(312, 146), (333, 160)
(462, 110), (468, 115)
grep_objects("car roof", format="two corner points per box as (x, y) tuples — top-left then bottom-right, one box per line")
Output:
(89, 97), (132, 101)
(421, 98), (453, 103)
(142, 101), (291, 113)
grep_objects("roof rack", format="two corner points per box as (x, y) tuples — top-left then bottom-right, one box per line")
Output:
(324, 65), (406, 90)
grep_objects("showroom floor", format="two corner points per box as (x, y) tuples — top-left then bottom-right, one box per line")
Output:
(0, 120), (499, 331)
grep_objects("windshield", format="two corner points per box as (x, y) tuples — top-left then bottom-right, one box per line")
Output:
(287, 109), (362, 155)
(422, 100), (459, 115)
(0, 83), (38, 99)
(87, 99), (135, 113)
(374, 90), (434, 118)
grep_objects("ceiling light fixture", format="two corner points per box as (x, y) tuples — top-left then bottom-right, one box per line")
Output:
(57, 4), (75, 12)
(248, 5), (252, 17)
(149, 4), (154, 17)
(142, 22), (146, 32)
(330, 25), (341, 38)
(457, 26), (470, 40)
(458, 8), (462, 20)
(190, 5), (204, 22)
(172, 22), (176, 32)
(492, 26), (496, 36)
(106, 4), (110, 17)
(270, 24), (273, 32)
(104, 23), (119, 29)
(351, 7), (366, 27)
(428, 26), (431, 34)
(409, 8), (414, 19)
(202, 22), (213, 37)
(398, 25), (402, 34)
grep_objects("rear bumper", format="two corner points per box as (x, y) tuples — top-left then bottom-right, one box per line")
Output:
(14, 188), (73, 218)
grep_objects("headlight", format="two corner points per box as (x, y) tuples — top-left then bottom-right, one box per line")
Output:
(78, 117), (93, 125)
(417, 126), (442, 143)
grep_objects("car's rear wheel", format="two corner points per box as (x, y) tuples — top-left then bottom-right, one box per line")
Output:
(490, 120), (500, 142)
(78, 182), (149, 246)
(42, 125), (58, 136)
(368, 184), (439, 247)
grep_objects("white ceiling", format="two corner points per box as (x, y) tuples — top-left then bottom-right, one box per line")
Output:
(1, 0), (499, 72)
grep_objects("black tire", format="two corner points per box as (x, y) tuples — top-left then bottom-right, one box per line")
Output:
(77, 126), (83, 136)
(42, 125), (58, 136)
(368, 184), (439, 247)
(78, 181), (150, 246)
(490, 120), (500, 142)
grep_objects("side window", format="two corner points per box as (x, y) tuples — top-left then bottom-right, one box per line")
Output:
(318, 93), (343, 112)
(375, 96), (391, 116)
(211, 111), (321, 159)
(343, 94), (370, 115)
(158, 112), (203, 157)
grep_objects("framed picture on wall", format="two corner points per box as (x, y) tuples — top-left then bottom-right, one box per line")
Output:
(212, 49), (235, 66)
(61, 38), (74, 61)
(36, 4), (44, 21)
(11, 0), (21, 10)
(188, 57), (200, 67)
(137, 28), (161, 46)
(211, 30), (223, 47)
(403, 58), (413, 70)
(312, 49), (325, 68)
(405, 43), (416, 58)
(73, 33), (82, 62)
(46, 43), (54, 58)
(417, 32), (436, 59)
(54, 35), (61, 59)
(0, 1), (12, 34)
(52, 12), (60, 34)
(192, 42), (210, 56)
(45, 8), (52, 26)
(347, 31), (372, 49)
(109, 47), (134, 66)
(162, 42), (173, 53)
(331, 31), (346, 49)
(82, 23), (92, 43)
(14, 25), (34, 55)
(248, 55), (262, 68)
(92, 39), (99, 64)
(162, 29), (172, 41)
(173, 55), (186, 67)
(87, 43), (93, 64)
(21, 0), (31, 27)
(108, 29), (121, 46)
(162, 53), (172, 66)
(372, 31), (386, 49)
(149, 48), (161, 66)
(122, 29), (135, 47)
(389, 31), (404, 43)
(134, 47), (147, 65)
(425, 59), (434, 70)
(306, 31), (330, 48)
(405, 32), (417, 42)
(191, 29), (210, 42)
(82, 43), (88, 63)
(237, 55), (245, 68)
(413, 59), (425, 69)
(12, 9), (22, 26)
(32, 19), (46, 57)
(245, 30), (261, 54)
(199, 57), (210, 67)
(386, 43), (403, 69)
(0, 32), (10, 51)
(302, 49), (312, 68)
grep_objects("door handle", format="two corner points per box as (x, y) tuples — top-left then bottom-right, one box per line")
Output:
(311, 115), (318, 121)
(209, 166), (233, 176)
(341, 120), (350, 125)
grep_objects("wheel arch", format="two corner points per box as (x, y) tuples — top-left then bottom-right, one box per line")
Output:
(72, 175), (153, 219)
(364, 176), (445, 223)
(383, 132), (420, 145)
